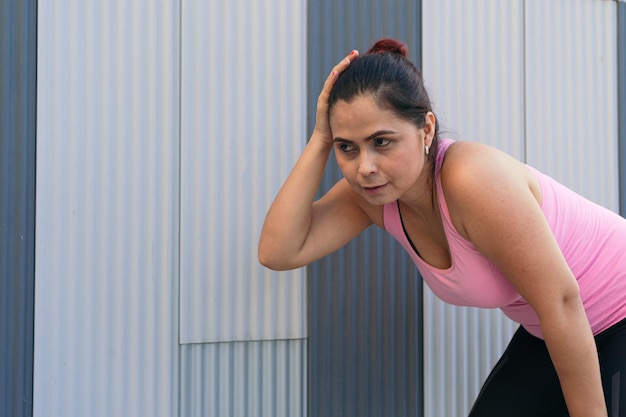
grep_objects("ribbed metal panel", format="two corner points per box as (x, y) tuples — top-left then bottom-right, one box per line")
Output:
(423, 0), (526, 159)
(308, 233), (422, 417)
(180, 340), (306, 417)
(423, 303), (517, 417)
(179, 0), (307, 344)
(422, 2), (522, 416)
(0, 1), (37, 416)
(525, 0), (619, 210)
(307, 2), (423, 416)
(35, 2), (180, 417)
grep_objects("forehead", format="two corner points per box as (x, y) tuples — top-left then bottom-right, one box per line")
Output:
(330, 94), (384, 117)
(329, 95), (409, 139)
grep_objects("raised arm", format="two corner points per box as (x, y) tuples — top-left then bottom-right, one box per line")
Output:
(258, 51), (373, 271)
(443, 143), (608, 417)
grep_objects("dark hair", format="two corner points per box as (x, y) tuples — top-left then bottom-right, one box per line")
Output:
(329, 38), (440, 169)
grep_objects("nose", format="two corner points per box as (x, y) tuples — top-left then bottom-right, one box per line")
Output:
(358, 151), (378, 177)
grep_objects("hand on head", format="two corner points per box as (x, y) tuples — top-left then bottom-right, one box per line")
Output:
(314, 50), (360, 144)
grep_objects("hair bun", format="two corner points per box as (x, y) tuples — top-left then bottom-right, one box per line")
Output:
(367, 38), (408, 57)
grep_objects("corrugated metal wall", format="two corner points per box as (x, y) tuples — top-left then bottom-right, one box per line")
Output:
(179, 0), (308, 415)
(422, 1), (619, 416)
(525, 0), (618, 211)
(35, 2), (181, 416)
(0, 1), (37, 416)
(180, 340), (306, 417)
(36, 0), (309, 416)
(423, 0), (526, 158)
(179, 0), (306, 345)
(307, 1), (424, 416)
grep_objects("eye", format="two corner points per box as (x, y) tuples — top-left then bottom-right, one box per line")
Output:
(374, 138), (391, 147)
(337, 142), (356, 153)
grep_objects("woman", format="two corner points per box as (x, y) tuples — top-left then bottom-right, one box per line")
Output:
(258, 38), (626, 416)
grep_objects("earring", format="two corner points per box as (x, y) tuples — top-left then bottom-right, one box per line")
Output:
(425, 145), (430, 155)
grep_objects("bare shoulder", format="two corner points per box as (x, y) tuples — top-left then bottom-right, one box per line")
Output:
(443, 141), (523, 172)
(442, 141), (536, 189)
(440, 141), (541, 238)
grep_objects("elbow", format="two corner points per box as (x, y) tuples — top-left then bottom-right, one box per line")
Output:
(258, 231), (308, 270)
(257, 244), (275, 269)
(557, 282), (583, 313)
(258, 244), (295, 271)
(536, 284), (584, 324)
(258, 251), (280, 271)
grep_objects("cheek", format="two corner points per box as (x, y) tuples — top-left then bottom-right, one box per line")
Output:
(334, 148), (349, 167)
(389, 155), (420, 179)
(334, 154), (360, 184)
(334, 155), (353, 178)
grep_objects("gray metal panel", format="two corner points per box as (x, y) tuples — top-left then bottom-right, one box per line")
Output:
(424, 302), (517, 416)
(0, 1), (37, 416)
(525, 0), (619, 210)
(619, 1), (626, 216)
(34, 1), (180, 416)
(421, 2), (522, 415)
(307, 1), (423, 416)
(423, 0), (526, 159)
(179, 0), (307, 345)
(180, 340), (307, 417)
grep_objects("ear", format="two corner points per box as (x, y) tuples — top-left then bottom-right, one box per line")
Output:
(423, 111), (436, 146)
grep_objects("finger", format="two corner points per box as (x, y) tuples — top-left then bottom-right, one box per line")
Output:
(324, 50), (359, 87)
(338, 49), (359, 68)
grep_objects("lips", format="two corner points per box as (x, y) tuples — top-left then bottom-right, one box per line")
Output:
(362, 183), (387, 195)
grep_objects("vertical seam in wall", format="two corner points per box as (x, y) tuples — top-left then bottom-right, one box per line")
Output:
(305, 1), (314, 415)
(417, 3), (424, 416)
(618, 1), (626, 216)
(522, 0), (528, 163)
(31, 2), (39, 416)
(302, 1), (310, 415)
(177, 0), (183, 415)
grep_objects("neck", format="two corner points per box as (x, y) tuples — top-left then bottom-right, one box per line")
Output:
(399, 188), (436, 225)
(399, 160), (436, 214)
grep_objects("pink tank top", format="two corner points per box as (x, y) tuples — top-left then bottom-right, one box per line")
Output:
(383, 139), (626, 338)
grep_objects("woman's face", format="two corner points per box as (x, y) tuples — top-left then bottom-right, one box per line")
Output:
(329, 94), (432, 206)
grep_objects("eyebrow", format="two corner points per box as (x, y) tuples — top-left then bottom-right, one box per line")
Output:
(333, 129), (397, 143)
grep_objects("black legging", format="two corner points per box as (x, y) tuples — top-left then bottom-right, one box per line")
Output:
(468, 317), (626, 417)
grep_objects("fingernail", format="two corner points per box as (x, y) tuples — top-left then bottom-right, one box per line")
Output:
(331, 71), (336, 77)
(350, 50), (356, 55)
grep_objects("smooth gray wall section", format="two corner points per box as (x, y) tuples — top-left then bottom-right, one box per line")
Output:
(617, 1), (626, 217)
(0, 1), (37, 416)
(307, 2), (423, 416)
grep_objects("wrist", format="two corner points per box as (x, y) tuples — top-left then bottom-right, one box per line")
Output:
(310, 128), (334, 149)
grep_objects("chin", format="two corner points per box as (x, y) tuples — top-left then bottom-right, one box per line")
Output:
(362, 193), (396, 206)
